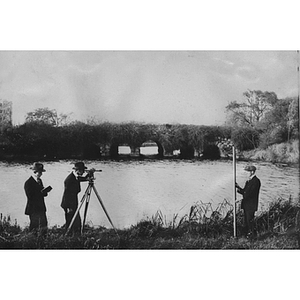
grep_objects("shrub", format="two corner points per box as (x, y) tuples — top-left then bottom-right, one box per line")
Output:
(231, 127), (260, 151)
(249, 140), (299, 164)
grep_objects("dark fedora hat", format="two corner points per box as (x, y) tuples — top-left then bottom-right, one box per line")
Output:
(73, 162), (88, 171)
(244, 165), (256, 172)
(30, 162), (46, 172)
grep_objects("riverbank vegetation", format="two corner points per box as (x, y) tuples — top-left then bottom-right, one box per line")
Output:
(0, 90), (298, 163)
(242, 140), (299, 164)
(0, 120), (231, 160)
(1, 197), (299, 249)
(225, 90), (299, 165)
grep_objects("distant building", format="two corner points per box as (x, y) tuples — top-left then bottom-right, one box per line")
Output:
(0, 100), (12, 129)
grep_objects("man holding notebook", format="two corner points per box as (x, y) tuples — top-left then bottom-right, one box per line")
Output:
(24, 162), (52, 232)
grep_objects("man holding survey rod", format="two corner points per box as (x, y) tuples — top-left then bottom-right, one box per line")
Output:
(235, 165), (261, 238)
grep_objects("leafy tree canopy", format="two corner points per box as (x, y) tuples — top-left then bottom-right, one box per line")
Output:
(25, 107), (72, 126)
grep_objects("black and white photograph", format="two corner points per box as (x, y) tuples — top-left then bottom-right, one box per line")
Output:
(0, 1), (299, 299)
(1, 50), (299, 249)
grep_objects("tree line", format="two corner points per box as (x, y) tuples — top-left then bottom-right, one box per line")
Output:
(0, 120), (232, 159)
(0, 90), (298, 160)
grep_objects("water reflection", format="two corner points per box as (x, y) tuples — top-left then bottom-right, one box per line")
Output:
(140, 146), (158, 155)
(118, 146), (131, 154)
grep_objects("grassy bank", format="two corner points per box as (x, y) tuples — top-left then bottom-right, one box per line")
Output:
(1, 197), (299, 249)
(241, 140), (299, 165)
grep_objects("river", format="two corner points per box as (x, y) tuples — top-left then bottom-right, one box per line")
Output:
(0, 159), (299, 229)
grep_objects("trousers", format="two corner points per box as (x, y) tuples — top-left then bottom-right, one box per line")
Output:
(29, 212), (48, 231)
(243, 209), (255, 235)
(64, 209), (81, 233)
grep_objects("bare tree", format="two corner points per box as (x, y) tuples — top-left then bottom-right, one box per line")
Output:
(226, 90), (278, 127)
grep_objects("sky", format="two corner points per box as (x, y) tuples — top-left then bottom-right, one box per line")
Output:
(0, 50), (298, 126)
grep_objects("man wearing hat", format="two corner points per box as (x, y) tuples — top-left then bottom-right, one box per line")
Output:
(61, 162), (90, 233)
(236, 165), (261, 238)
(24, 162), (51, 232)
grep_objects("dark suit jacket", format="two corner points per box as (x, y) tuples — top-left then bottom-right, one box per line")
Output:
(24, 176), (47, 215)
(237, 175), (261, 212)
(61, 172), (88, 210)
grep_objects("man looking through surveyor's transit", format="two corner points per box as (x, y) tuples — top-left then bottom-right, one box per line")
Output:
(61, 162), (93, 233)
(235, 165), (261, 238)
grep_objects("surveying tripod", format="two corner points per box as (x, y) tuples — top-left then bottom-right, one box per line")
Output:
(65, 171), (117, 235)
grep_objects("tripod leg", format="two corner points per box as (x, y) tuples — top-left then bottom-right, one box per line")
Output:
(65, 185), (91, 235)
(81, 185), (92, 234)
(92, 185), (117, 232)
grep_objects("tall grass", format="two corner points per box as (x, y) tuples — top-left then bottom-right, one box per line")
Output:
(255, 197), (299, 234)
(1, 197), (299, 249)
